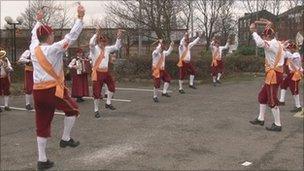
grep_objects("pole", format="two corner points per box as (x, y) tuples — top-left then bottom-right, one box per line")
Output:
(190, 0), (194, 38)
(13, 24), (16, 62)
(138, 0), (142, 58)
(255, 0), (259, 57)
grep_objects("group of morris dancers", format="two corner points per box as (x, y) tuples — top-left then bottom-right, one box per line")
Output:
(0, 4), (302, 171)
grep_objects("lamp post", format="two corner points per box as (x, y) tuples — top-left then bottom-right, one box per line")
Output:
(4, 16), (23, 62)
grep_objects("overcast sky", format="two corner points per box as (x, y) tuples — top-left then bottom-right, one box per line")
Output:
(0, 0), (296, 29)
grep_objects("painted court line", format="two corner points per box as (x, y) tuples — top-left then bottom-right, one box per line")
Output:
(82, 97), (131, 102)
(116, 87), (173, 93)
(0, 106), (65, 115)
(293, 110), (304, 118)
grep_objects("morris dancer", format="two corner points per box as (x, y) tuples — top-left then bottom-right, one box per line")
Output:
(89, 28), (124, 118)
(151, 39), (174, 102)
(249, 21), (284, 132)
(210, 36), (230, 86)
(29, 5), (85, 170)
(177, 32), (201, 94)
(0, 50), (13, 112)
(279, 42), (303, 112)
(68, 48), (90, 102)
(18, 49), (34, 110)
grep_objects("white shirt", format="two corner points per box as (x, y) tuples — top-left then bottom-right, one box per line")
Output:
(152, 43), (173, 69)
(252, 32), (284, 67)
(210, 42), (229, 60)
(89, 34), (121, 69)
(179, 36), (200, 61)
(29, 19), (84, 83)
(288, 52), (303, 72)
(18, 50), (31, 64)
(0, 58), (13, 77)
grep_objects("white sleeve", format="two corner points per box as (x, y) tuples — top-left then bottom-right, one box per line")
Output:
(164, 45), (173, 56)
(7, 59), (13, 70)
(180, 37), (185, 46)
(68, 58), (76, 68)
(51, 19), (84, 53)
(189, 37), (200, 48)
(90, 34), (97, 49)
(29, 21), (42, 50)
(252, 32), (266, 48)
(18, 50), (31, 63)
(107, 39), (122, 53)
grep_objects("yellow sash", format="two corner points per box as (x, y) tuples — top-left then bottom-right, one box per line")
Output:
(287, 59), (303, 81)
(91, 50), (106, 81)
(177, 46), (189, 67)
(34, 46), (65, 99)
(211, 48), (220, 67)
(264, 43), (283, 85)
(152, 53), (165, 78)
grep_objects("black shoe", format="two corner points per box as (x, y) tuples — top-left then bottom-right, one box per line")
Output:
(37, 159), (54, 171)
(26, 104), (33, 111)
(0, 107), (2, 113)
(266, 123), (282, 132)
(104, 94), (108, 98)
(278, 101), (285, 106)
(213, 82), (217, 87)
(4, 106), (11, 111)
(105, 104), (116, 110)
(60, 138), (80, 148)
(95, 111), (101, 118)
(216, 80), (221, 84)
(76, 98), (85, 103)
(189, 85), (196, 89)
(249, 118), (265, 126)
(290, 107), (302, 113)
(162, 93), (171, 97)
(179, 89), (185, 94)
(153, 97), (159, 103)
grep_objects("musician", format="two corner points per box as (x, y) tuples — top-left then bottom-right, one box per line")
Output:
(0, 50), (13, 112)
(18, 49), (34, 110)
(68, 48), (90, 102)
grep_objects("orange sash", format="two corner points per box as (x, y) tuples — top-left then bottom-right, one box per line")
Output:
(264, 43), (283, 85)
(34, 46), (65, 99)
(287, 59), (303, 81)
(177, 46), (189, 67)
(152, 53), (165, 78)
(91, 50), (106, 81)
(211, 48), (220, 67)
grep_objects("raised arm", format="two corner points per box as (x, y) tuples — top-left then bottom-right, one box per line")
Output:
(51, 4), (85, 53)
(107, 29), (124, 53)
(152, 43), (162, 58)
(29, 10), (43, 50)
(164, 42), (174, 56)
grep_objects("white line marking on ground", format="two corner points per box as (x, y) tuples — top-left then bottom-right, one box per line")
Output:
(0, 106), (65, 115)
(82, 97), (131, 102)
(241, 161), (252, 166)
(116, 87), (173, 93)
(75, 143), (138, 164)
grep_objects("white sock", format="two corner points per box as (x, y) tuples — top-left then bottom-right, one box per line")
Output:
(217, 73), (222, 80)
(153, 87), (158, 98)
(25, 94), (31, 105)
(212, 76), (216, 83)
(163, 82), (169, 94)
(279, 89), (286, 102)
(62, 116), (76, 141)
(189, 75), (195, 86)
(4, 96), (9, 107)
(106, 91), (113, 105)
(179, 80), (183, 90)
(37, 137), (47, 162)
(94, 99), (99, 112)
(293, 94), (301, 108)
(258, 104), (266, 121)
(271, 106), (281, 126)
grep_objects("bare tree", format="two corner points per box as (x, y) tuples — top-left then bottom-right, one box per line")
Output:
(194, 0), (235, 49)
(106, 0), (184, 41)
(21, 0), (71, 29)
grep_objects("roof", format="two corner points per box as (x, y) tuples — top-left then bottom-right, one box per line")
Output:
(279, 5), (304, 16)
(239, 10), (276, 20)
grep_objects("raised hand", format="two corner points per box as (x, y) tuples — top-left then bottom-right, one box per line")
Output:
(36, 10), (44, 21)
(117, 29), (125, 39)
(77, 3), (85, 19)
(249, 23), (257, 33)
(170, 41), (174, 47)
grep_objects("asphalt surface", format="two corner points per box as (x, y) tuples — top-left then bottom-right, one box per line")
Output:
(1, 77), (303, 170)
